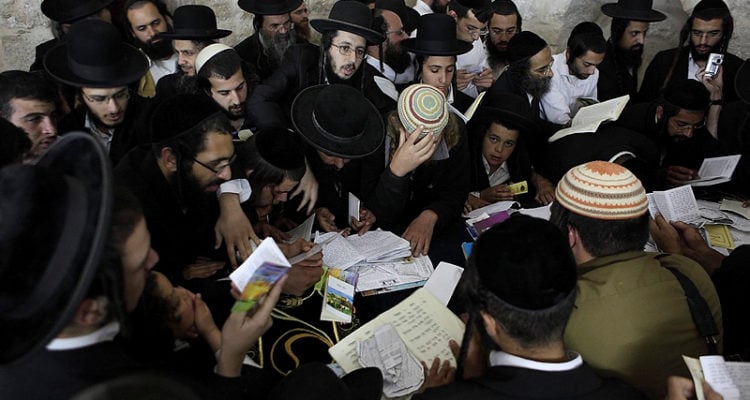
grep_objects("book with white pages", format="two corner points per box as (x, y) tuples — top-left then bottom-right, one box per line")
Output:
(354, 255), (434, 293)
(683, 355), (749, 400)
(464, 200), (518, 219)
(547, 94), (630, 143)
(687, 155), (742, 187)
(647, 185), (700, 222)
(284, 213), (315, 242)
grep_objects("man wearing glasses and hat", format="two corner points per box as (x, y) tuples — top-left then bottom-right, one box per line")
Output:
(154, 4), (232, 98)
(640, 0), (742, 104)
(248, 0), (393, 130)
(235, 0), (305, 80)
(367, 0), (419, 89)
(45, 19), (150, 166)
(597, 0), (666, 102)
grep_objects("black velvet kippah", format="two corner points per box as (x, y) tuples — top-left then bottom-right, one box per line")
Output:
(150, 94), (223, 144)
(663, 80), (710, 112)
(508, 31), (547, 63)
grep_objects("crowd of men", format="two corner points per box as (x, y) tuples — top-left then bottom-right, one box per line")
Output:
(1, 0), (748, 399)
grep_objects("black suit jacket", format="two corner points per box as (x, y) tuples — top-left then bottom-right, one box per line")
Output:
(597, 44), (639, 102)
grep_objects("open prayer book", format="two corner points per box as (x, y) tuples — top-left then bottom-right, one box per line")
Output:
(687, 155), (742, 187)
(683, 355), (750, 400)
(547, 94), (629, 143)
(314, 230), (412, 270)
(229, 238), (290, 312)
(647, 185), (700, 222)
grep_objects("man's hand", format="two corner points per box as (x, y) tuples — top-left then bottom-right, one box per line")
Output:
(291, 162), (319, 214)
(215, 194), (260, 268)
(479, 184), (514, 203)
(649, 215), (725, 275)
(389, 126), (437, 177)
(350, 208), (376, 235)
(473, 67), (494, 89)
(402, 210), (438, 256)
(193, 293), (221, 352)
(418, 357), (455, 393)
(666, 376), (724, 400)
(255, 221), (291, 242)
(279, 239), (324, 296)
(665, 165), (698, 187)
(455, 69), (474, 91)
(216, 275), (286, 378)
(316, 207), (339, 232)
(464, 194), (490, 214)
(697, 66), (724, 100)
(182, 258), (225, 280)
(649, 214), (683, 254)
(532, 176), (556, 205)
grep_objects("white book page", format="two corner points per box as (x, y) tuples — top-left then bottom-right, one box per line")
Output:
(348, 193), (360, 223)
(725, 362), (750, 400)
(355, 256), (433, 292)
(464, 201), (518, 219)
(424, 262), (464, 306)
(570, 94), (629, 127)
(229, 238), (290, 290)
(696, 155), (741, 181)
(284, 213), (316, 242)
(700, 355), (741, 400)
(317, 233), (364, 270)
(651, 186), (700, 222)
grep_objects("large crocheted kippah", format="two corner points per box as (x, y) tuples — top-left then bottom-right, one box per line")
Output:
(397, 84), (449, 138)
(555, 161), (648, 220)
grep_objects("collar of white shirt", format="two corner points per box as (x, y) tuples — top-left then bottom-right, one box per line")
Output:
(47, 321), (120, 351)
(489, 350), (583, 372)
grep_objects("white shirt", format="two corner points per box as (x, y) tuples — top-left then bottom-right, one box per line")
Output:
(482, 157), (510, 187)
(540, 52), (599, 125)
(687, 52), (701, 82)
(150, 53), (178, 84)
(366, 56), (416, 85)
(490, 350), (583, 371)
(456, 39), (489, 98)
(47, 322), (120, 351)
(413, 0), (433, 15)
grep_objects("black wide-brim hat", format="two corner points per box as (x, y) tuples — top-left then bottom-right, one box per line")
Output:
(401, 14), (472, 56)
(41, 0), (113, 23)
(601, 0), (666, 22)
(0, 132), (112, 364)
(473, 93), (539, 134)
(736, 59), (750, 105)
(311, 1), (385, 44)
(44, 19), (149, 88)
(238, 0), (302, 15)
(291, 84), (384, 159)
(158, 5), (232, 40)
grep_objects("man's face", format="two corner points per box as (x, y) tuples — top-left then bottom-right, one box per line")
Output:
(127, 2), (173, 60)
(121, 217), (158, 312)
(189, 131), (235, 192)
(666, 109), (706, 141)
(381, 10), (411, 73)
(81, 87), (130, 128)
(8, 98), (57, 158)
(327, 31), (367, 80)
(255, 176), (298, 218)
(523, 46), (554, 95)
(454, 10), (487, 43)
(290, 2), (310, 30)
(421, 55), (456, 96)
(690, 18), (723, 60)
(174, 40), (200, 76)
(567, 50), (605, 80)
(482, 122), (519, 169)
(617, 20), (649, 55)
(261, 14), (293, 45)
(317, 150), (351, 171)
(488, 13), (518, 52)
(208, 69), (247, 119)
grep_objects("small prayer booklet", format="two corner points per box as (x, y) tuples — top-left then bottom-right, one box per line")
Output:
(647, 185), (700, 222)
(463, 91), (486, 121)
(348, 192), (360, 222)
(547, 94), (630, 143)
(683, 355), (750, 400)
(687, 155), (742, 187)
(229, 238), (290, 312)
(320, 268), (358, 323)
(720, 198), (750, 220)
(284, 213), (316, 243)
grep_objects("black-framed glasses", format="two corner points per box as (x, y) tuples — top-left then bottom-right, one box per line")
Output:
(672, 118), (706, 132)
(191, 153), (237, 175)
(81, 88), (130, 105)
(330, 43), (367, 59)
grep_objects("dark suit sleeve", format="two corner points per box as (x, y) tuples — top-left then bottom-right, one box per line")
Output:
(424, 130), (471, 232)
(638, 50), (673, 103)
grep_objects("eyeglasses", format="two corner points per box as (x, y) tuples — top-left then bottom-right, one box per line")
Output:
(672, 118), (706, 132)
(191, 153), (237, 175)
(385, 28), (406, 37)
(330, 43), (367, 59)
(269, 20), (293, 32)
(81, 88), (130, 105)
(490, 27), (518, 36)
(465, 24), (488, 36)
(690, 30), (722, 39)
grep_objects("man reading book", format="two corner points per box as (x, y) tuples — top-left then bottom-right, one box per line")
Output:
(417, 214), (646, 400)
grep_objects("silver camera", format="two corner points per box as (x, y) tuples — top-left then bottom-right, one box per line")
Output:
(705, 53), (724, 78)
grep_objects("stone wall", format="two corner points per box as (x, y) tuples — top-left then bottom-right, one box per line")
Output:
(1, 0), (747, 77)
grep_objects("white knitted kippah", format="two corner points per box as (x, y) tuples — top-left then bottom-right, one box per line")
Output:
(195, 43), (233, 74)
(397, 84), (449, 138)
(555, 161), (648, 220)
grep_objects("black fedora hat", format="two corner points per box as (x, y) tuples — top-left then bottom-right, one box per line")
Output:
(0, 132), (112, 364)
(238, 0), (302, 15)
(44, 19), (149, 88)
(157, 5), (232, 40)
(473, 93), (539, 134)
(41, 0), (113, 23)
(310, 1), (385, 44)
(601, 0), (666, 22)
(401, 14), (472, 56)
(735, 59), (750, 105)
(291, 84), (384, 159)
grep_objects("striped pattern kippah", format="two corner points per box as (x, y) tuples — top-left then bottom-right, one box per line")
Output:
(397, 84), (449, 137)
(555, 161), (648, 220)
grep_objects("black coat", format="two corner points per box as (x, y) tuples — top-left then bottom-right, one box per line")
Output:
(639, 47), (744, 103)
(246, 43), (395, 129)
(597, 44), (640, 102)
(235, 32), (280, 81)
(717, 101), (750, 196)
(415, 362), (647, 400)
